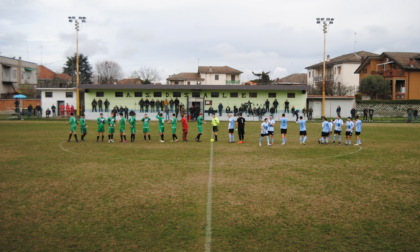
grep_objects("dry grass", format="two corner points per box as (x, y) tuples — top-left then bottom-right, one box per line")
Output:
(1, 119), (419, 251)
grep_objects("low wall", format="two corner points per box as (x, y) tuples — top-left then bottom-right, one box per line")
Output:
(0, 99), (41, 114)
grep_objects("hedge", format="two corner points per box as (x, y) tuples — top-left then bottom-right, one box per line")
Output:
(357, 100), (420, 105)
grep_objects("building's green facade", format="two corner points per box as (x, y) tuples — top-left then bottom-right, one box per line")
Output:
(80, 84), (309, 115)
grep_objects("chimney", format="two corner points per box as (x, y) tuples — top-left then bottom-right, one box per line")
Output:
(409, 58), (414, 67)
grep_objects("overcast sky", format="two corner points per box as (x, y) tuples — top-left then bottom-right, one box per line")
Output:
(1, 0), (419, 83)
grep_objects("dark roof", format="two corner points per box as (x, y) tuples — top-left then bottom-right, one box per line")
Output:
(308, 95), (355, 100)
(275, 73), (307, 84)
(79, 84), (309, 91)
(167, 73), (203, 81)
(354, 52), (420, 73)
(198, 66), (243, 74)
(306, 51), (378, 69)
(382, 52), (420, 70)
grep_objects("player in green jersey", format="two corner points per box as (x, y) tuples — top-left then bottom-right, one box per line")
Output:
(195, 112), (205, 142)
(67, 112), (79, 142)
(141, 114), (152, 142)
(80, 114), (88, 141)
(128, 111), (136, 142)
(96, 113), (106, 142)
(118, 112), (127, 143)
(169, 113), (178, 142)
(156, 113), (165, 142)
(107, 112), (116, 143)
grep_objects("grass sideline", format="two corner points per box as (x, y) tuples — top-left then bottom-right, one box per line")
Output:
(1, 119), (419, 251)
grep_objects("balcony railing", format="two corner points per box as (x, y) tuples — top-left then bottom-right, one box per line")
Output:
(226, 80), (240, 84)
(372, 70), (406, 78)
(313, 75), (333, 83)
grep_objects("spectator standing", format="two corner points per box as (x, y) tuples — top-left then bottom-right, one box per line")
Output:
(407, 108), (413, 122)
(27, 104), (33, 118)
(104, 99), (110, 112)
(308, 107), (313, 120)
(14, 99), (20, 113)
(284, 100), (290, 113)
(368, 108), (374, 122)
(336, 105), (341, 117)
(273, 99), (279, 113)
(51, 104), (56, 117)
(363, 108), (368, 120)
(350, 107), (356, 119)
(414, 109), (418, 121)
(218, 103), (223, 117)
(98, 99), (103, 112)
(91, 99), (97, 112)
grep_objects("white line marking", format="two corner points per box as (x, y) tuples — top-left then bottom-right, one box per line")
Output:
(205, 140), (214, 252)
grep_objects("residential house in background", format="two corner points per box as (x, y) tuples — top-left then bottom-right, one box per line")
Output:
(355, 52), (420, 100)
(0, 56), (38, 98)
(306, 51), (378, 95)
(167, 66), (242, 85)
(38, 65), (72, 88)
(273, 73), (308, 84)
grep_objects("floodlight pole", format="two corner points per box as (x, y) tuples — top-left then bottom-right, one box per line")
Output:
(68, 16), (87, 116)
(316, 17), (334, 117)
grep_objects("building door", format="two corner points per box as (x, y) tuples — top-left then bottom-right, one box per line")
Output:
(57, 100), (65, 116)
(187, 97), (204, 120)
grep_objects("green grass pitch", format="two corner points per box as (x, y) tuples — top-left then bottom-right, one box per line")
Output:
(1, 119), (419, 251)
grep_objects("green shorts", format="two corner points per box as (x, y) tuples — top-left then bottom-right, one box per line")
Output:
(131, 127), (136, 134)
(172, 127), (177, 134)
(70, 125), (77, 133)
(97, 125), (105, 133)
(120, 127), (125, 133)
(143, 127), (150, 134)
(108, 127), (115, 134)
(81, 127), (87, 134)
(198, 126), (203, 133)
(159, 126), (164, 133)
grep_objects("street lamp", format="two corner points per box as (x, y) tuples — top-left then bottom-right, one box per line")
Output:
(68, 16), (87, 116)
(316, 17), (334, 117)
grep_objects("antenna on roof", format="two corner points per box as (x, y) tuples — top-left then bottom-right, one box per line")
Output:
(354, 32), (358, 52)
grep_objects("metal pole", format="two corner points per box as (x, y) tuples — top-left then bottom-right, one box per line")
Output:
(322, 23), (327, 117)
(76, 20), (80, 116)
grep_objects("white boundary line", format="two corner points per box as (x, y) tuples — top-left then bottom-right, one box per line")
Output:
(205, 140), (214, 252)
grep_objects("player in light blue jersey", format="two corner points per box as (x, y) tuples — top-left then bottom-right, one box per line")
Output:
(345, 117), (354, 145)
(268, 115), (275, 145)
(297, 116), (307, 145)
(333, 116), (344, 144)
(259, 118), (271, 147)
(227, 113), (235, 143)
(280, 113), (288, 145)
(319, 117), (330, 144)
(354, 115), (362, 146)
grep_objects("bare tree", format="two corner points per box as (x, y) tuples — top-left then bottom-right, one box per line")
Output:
(131, 66), (161, 84)
(95, 60), (123, 84)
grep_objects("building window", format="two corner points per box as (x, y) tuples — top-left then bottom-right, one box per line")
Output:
(173, 92), (181, 97)
(249, 92), (257, 98)
(96, 92), (104, 97)
(154, 92), (162, 97)
(309, 71), (311, 78)
(66, 92), (73, 98)
(230, 92), (238, 98)
(192, 91), (200, 98)
(187, 81), (190, 85)
(115, 92), (123, 97)
(268, 93), (276, 98)
(134, 92), (142, 97)
(174, 81), (179, 85)
(337, 66), (342, 74)
(215, 74), (219, 80)
(287, 93), (295, 98)
(363, 68), (367, 74)
(231, 75), (235, 81)
(211, 92), (219, 98)
(45, 92), (53, 98)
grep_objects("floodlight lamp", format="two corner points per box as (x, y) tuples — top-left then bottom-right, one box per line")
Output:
(331, 18), (334, 21)
(72, 16), (75, 19)
(321, 18), (324, 21)
(329, 21), (333, 24)
(326, 18), (330, 21)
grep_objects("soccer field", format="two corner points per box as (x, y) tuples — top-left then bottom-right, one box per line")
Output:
(1, 119), (419, 251)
